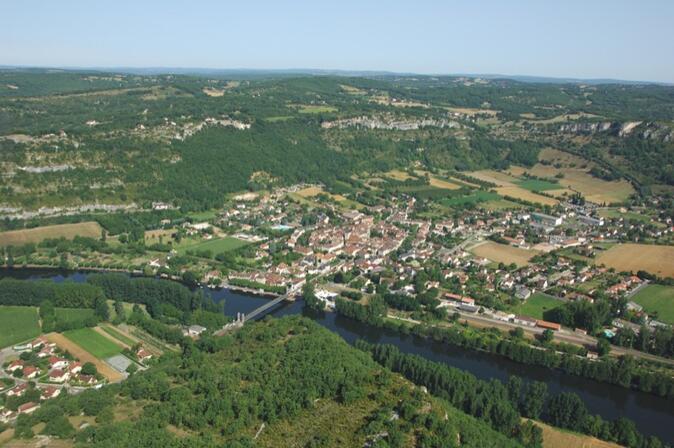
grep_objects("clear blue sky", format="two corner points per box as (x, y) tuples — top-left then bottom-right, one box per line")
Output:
(3, 0), (673, 82)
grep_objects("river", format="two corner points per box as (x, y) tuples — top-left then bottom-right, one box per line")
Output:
(2, 268), (673, 443)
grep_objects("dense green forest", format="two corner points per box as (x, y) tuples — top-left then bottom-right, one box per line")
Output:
(1, 69), (672, 211)
(6, 316), (525, 447)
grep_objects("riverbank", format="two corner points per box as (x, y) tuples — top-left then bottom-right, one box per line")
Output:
(2, 267), (674, 443)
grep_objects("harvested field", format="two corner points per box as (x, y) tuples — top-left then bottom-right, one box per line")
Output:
(202, 87), (224, 97)
(295, 186), (324, 197)
(45, 332), (124, 382)
(595, 244), (674, 278)
(428, 176), (461, 190)
(470, 241), (540, 267)
(0, 222), (102, 247)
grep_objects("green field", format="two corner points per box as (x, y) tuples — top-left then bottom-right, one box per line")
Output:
(187, 210), (218, 221)
(516, 179), (562, 192)
(631, 284), (674, 324)
(100, 325), (136, 346)
(176, 236), (249, 256)
(54, 307), (95, 324)
(510, 292), (564, 319)
(0, 306), (40, 348)
(63, 327), (123, 359)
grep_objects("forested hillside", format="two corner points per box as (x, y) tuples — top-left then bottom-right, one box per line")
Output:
(1, 69), (672, 211)
(7, 316), (524, 447)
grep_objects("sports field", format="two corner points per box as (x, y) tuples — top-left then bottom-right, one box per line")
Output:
(630, 284), (674, 325)
(63, 327), (123, 359)
(510, 293), (563, 320)
(0, 221), (103, 247)
(0, 306), (40, 348)
(45, 332), (123, 382)
(470, 241), (539, 267)
(595, 244), (674, 278)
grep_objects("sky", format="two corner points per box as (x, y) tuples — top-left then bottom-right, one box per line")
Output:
(2, 0), (674, 83)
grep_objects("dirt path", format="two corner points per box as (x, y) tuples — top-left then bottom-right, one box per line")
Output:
(45, 332), (124, 383)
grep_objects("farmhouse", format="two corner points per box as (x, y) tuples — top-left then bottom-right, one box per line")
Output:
(137, 348), (153, 362)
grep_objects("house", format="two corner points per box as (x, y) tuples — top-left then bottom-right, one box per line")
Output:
(48, 357), (69, 370)
(37, 345), (55, 358)
(77, 374), (97, 385)
(32, 336), (51, 349)
(68, 362), (82, 375)
(18, 402), (39, 415)
(515, 286), (531, 300)
(49, 369), (70, 383)
(23, 366), (39, 379)
(186, 325), (207, 337)
(7, 360), (24, 372)
(137, 348), (153, 362)
(40, 386), (61, 400)
(7, 383), (28, 397)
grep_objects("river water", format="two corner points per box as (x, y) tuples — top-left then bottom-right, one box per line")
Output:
(3, 268), (673, 443)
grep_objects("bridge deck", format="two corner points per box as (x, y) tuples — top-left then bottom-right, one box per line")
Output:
(244, 294), (289, 321)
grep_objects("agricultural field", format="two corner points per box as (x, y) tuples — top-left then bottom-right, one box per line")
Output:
(45, 332), (123, 382)
(630, 284), (674, 325)
(63, 327), (123, 359)
(468, 169), (559, 206)
(595, 244), (674, 278)
(0, 221), (102, 247)
(54, 307), (94, 324)
(0, 306), (40, 348)
(470, 241), (540, 267)
(515, 178), (562, 192)
(99, 325), (137, 347)
(383, 169), (414, 181)
(291, 104), (338, 114)
(509, 148), (635, 204)
(510, 293), (563, 320)
(533, 420), (622, 448)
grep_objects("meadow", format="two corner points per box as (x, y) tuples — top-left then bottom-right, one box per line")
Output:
(631, 284), (674, 325)
(515, 178), (562, 192)
(0, 306), (40, 348)
(63, 327), (123, 359)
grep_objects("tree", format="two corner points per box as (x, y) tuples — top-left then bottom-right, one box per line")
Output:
(520, 381), (547, 419)
(545, 392), (588, 430)
(94, 296), (110, 321)
(541, 329), (554, 344)
(302, 283), (324, 311)
(82, 362), (98, 376)
(597, 338), (611, 357)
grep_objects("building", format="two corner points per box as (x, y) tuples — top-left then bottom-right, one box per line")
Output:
(48, 369), (70, 383)
(531, 212), (563, 227)
(7, 360), (24, 372)
(536, 320), (561, 331)
(40, 386), (61, 400)
(18, 402), (39, 415)
(7, 383), (28, 397)
(137, 348), (153, 363)
(23, 366), (39, 379)
(48, 357), (69, 370)
(186, 325), (207, 337)
(514, 315), (537, 327)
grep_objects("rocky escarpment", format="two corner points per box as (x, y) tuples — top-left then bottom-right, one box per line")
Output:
(559, 121), (673, 142)
(321, 115), (461, 131)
